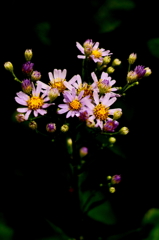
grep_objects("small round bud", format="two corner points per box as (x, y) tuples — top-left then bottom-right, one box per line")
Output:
(111, 175), (121, 184)
(127, 71), (138, 83)
(107, 176), (112, 180)
(61, 124), (69, 132)
(128, 53), (137, 64)
(109, 187), (116, 193)
(144, 67), (152, 77)
(29, 121), (37, 130)
(119, 127), (129, 135)
(4, 62), (13, 72)
(31, 71), (41, 81)
(48, 88), (60, 102)
(106, 66), (115, 74)
(79, 147), (88, 158)
(108, 137), (116, 144)
(86, 119), (95, 128)
(113, 110), (122, 120)
(21, 79), (32, 94)
(103, 56), (111, 64)
(15, 113), (25, 123)
(24, 49), (33, 61)
(99, 183), (103, 187)
(112, 58), (121, 66)
(46, 123), (56, 133)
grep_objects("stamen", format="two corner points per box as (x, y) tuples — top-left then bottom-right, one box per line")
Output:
(93, 104), (109, 120)
(27, 96), (43, 110)
(69, 99), (81, 110)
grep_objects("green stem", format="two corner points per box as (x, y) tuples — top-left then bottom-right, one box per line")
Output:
(12, 72), (22, 83)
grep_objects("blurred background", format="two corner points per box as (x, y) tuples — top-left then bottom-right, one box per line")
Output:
(1, 0), (159, 239)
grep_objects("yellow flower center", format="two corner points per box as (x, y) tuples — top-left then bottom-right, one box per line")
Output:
(92, 50), (102, 58)
(98, 81), (111, 94)
(69, 99), (81, 110)
(50, 78), (66, 92)
(27, 96), (44, 110)
(93, 104), (109, 120)
(77, 83), (93, 98)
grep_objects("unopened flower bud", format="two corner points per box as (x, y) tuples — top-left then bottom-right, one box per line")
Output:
(103, 56), (111, 64)
(111, 175), (121, 184)
(61, 124), (69, 132)
(22, 61), (34, 75)
(15, 113), (25, 123)
(127, 71), (138, 83)
(48, 88), (60, 102)
(108, 137), (116, 144)
(31, 71), (41, 81)
(144, 67), (152, 77)
(107, 176), (112, 180)
(107, 66), (115, 74)
(29, 121), (37, 130)
(67, 138), (73, 155)
(21, 79), (32, 94)
(79, 147), (88, 158)
(112, 59), (121, 66)
(119, 127), (129, 135)
(86, 119), (95, 128)
(24, 49), (33, 61)
(4, 62), (13, 72)
(46, 123), (56, 133)
(113, 110), (122, 120)
(128, 53), (137, 64)
(109, 187), (116, 193)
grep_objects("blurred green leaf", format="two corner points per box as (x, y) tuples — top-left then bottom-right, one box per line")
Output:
(35, 22), (51, 45)
(94, 0), (135, 33)
(44, 219), (69, 240)
(0, 223), (13, 240)
(87, 200), (117, 225)
(147, 38), (159, 58)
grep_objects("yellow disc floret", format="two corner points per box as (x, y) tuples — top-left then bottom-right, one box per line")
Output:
(27, 96), (44, 110)
(69, 99), (82, 110)
(50, 78), (66, 92)
(93, 104), (109, 121)
(92, 50), (102, 58)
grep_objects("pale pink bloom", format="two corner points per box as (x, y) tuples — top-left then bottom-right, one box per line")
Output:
(15, 83), (53, 120)
(84, 91), (122, 130)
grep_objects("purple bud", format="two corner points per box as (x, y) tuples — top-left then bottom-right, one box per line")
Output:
(22, 61), (34, 75)
(103, 120), (119, 132)
(46, 123), (56, 133)
(111, 175), (121, 184)
(21, 79), (32, 93)
(134, 65), (146, 78)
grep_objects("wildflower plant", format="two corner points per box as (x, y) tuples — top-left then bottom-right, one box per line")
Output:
(4, 41), (152, 239)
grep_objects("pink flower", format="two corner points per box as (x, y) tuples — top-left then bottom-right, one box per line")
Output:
(15, 83), (53, 120)
(58, 87), (90, 118)
(76, 40), (112, 63)
(91, 72), (120, 97)
(84, 91), (122, 130)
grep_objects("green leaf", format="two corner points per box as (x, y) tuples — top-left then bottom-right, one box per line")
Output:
(44, 219), (69, 240)
(87, 200), (117, 225)
(147, 38), (159, 58)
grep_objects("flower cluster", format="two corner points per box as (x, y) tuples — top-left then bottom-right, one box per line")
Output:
(4, 40), (151, 136)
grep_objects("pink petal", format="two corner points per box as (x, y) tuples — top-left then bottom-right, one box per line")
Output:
(76, 42), (84, 54)
(17, 107), (28, 113)
(15, 97), (27, 106)
(24, 110), (32, 120)
(16, 91), (29, 101)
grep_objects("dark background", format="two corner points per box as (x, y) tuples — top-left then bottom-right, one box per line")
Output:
(1, 0), (159, 239)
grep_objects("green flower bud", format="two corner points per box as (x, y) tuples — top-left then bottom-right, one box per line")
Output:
(107, 66), (115, 74)
(4, 62), (13, 72)
(119, 127), (129, 135)
(128, 53), (137, 64)
(24, 49), (33, 61)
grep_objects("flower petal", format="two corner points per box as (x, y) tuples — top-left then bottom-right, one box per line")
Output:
(17, 107), (29, 113)
(15, 97), (27, 106)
